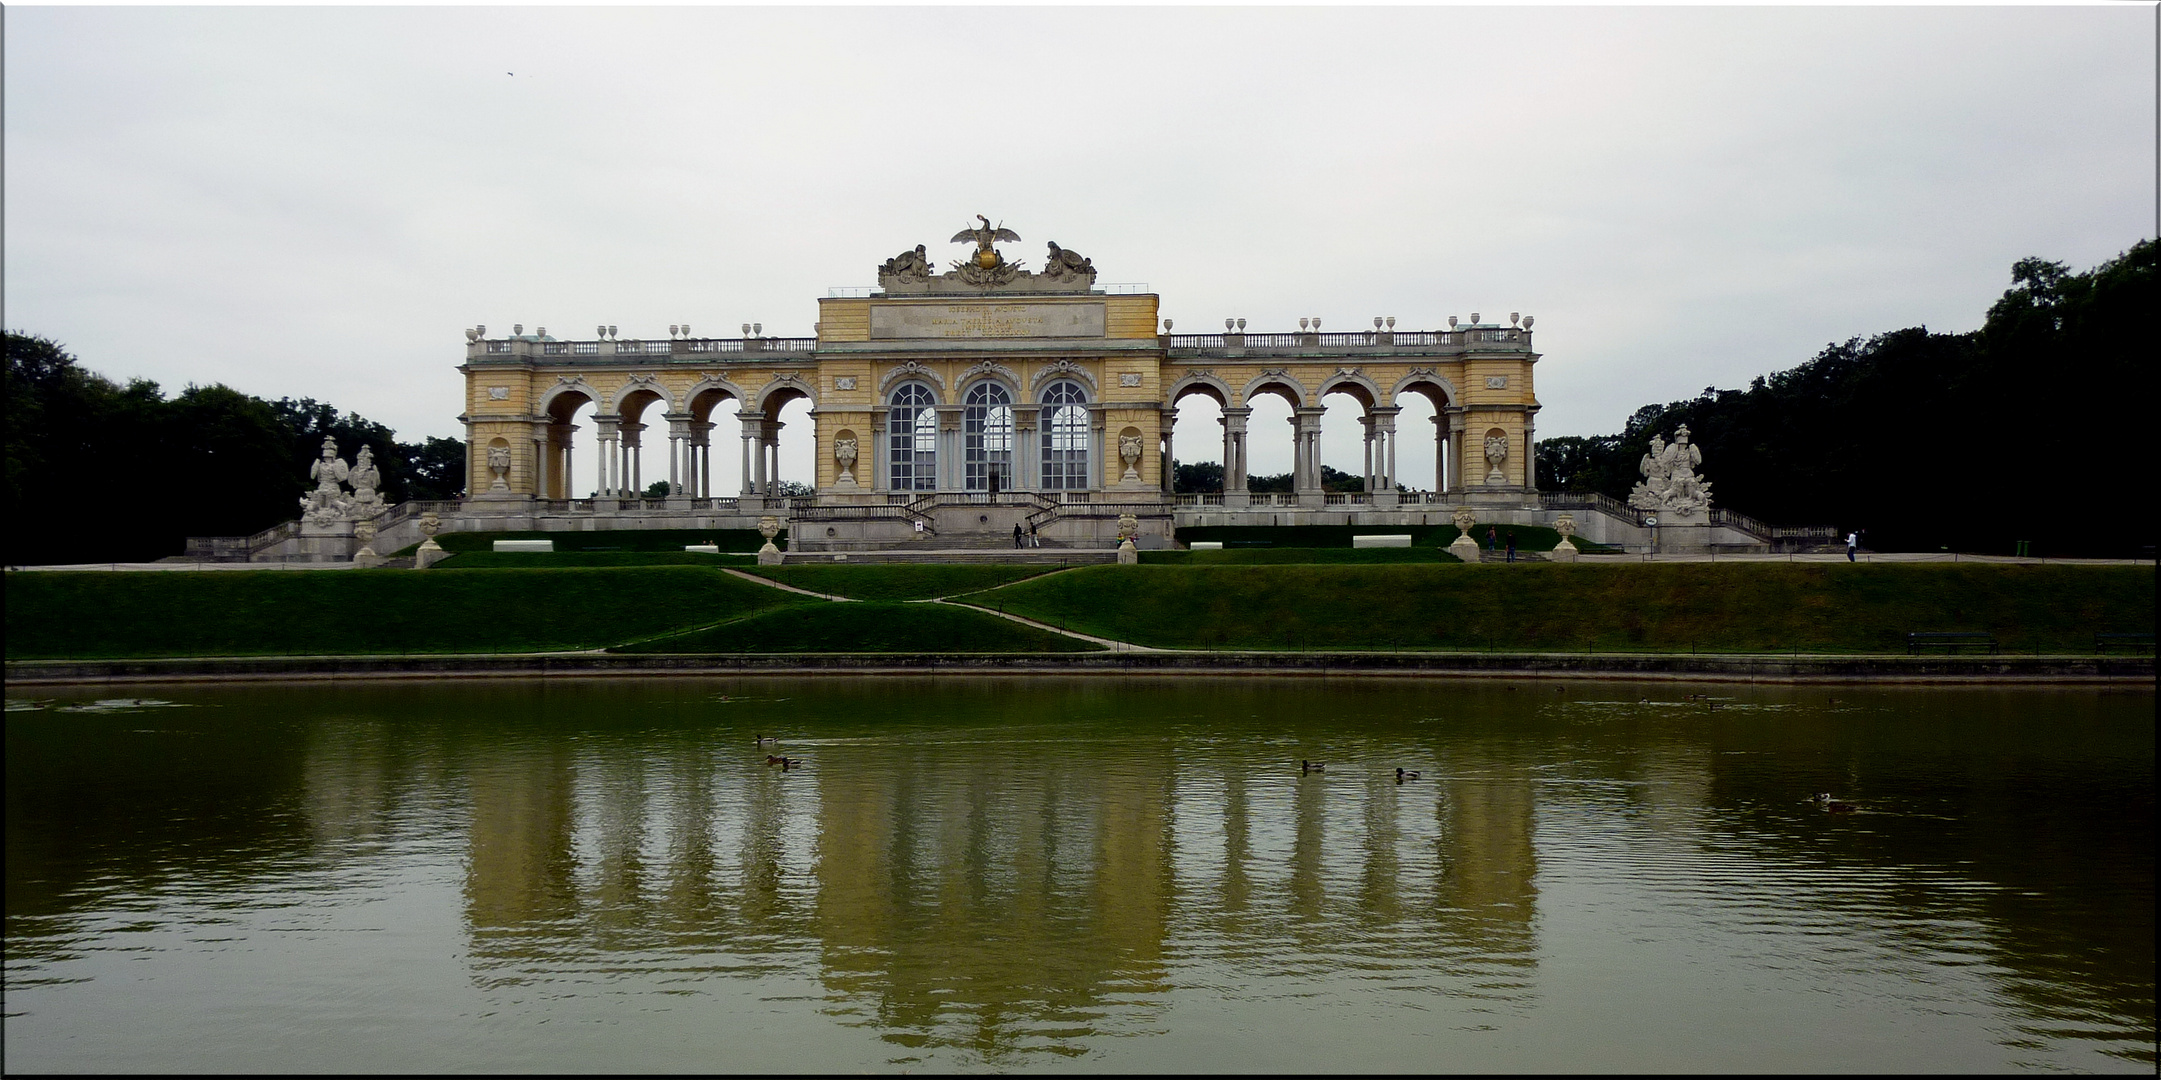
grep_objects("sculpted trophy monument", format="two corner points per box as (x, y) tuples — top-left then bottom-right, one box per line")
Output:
(348, 446), (385, 516)
(1628, 425), (1714, 517)
(1628, 424), (1716, 552)
(875, 215), (1097, 295)
(301, 436), (353, 527)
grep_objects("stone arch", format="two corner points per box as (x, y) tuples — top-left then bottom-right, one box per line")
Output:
(1168, 372), (1234, 407)
(1028, 360), (1098, 398)
(1241, 371), (1307, 409)
(683, 374), (746, 421)
(752, 373), (817, 415)
(1389, 370), (1458, 410)
(955, 361), (1022, 402)
(879, 362), (946, 395)
(538, 376), (602, 420)
(606, 374), (675, 414)
(1316, 370), (1384, 413)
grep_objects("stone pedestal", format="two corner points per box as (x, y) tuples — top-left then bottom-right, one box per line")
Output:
(1116, 538), (1139, 565)
(1652, 511), (1712, 555)
(414, 539), (450, 569)
(757, 543), (783, 566)
(1448, 534), (1484, 562)
(1549, 538), (1579, 563)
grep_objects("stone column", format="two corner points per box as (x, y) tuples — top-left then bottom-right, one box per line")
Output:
(1360, 415), (1376, 494)
(531, 425), (548, 501)
(1381, 410), (1401, 503)
(660, 414), (685, 496)
(623, 422), (645, 497)
(594, 415), (622, 497)
(1014, 408), (1039, 491)
(766, 420), (784, 496)
(1219, 406), (1250, 505)
(1447, 409), (1468, 493)
(1523, 413), (1538, 493)
(869, 412), (887, 494)
(1089, 409), (1107, 491)
(739, 414), (757, 496)
(1162, 415), (1176, 496)
(1294, 408), (1327, 502)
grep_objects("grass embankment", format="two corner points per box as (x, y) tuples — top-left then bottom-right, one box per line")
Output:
(434, 551), (756, 569)
(408, 528), (782, 556)
(616, 601), (1099, 653)
(4, 567), (814, 659)
(1175, 522), (1614, 554)
(744, 564), (1062, 601)
(1142, 547), (1462, 565)
(977, 563), (2155, 653)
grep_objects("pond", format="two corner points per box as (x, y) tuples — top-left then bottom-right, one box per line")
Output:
(4, 677), (2152, 1072)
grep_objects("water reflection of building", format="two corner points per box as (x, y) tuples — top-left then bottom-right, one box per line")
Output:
(443, 733), (1547, 1054)
(813, 758), (1173, 1055)
(464, 746), (578, 929)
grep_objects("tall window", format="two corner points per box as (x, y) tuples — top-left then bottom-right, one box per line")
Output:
(888, 383), (937, 491)
(1040, 380), (1090, 490)
(964, 382), (1014, 492)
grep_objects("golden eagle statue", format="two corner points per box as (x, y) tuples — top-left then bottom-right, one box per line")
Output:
(951, 214), (1022, 270)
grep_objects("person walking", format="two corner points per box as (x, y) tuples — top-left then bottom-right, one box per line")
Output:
(1029, 522), (1041, 548)
(1486, 525), (1498, 553)
(1505, 531), (1517, 563)
(1846, 530), (1859, 562)
(1013, 523), (1024, 549)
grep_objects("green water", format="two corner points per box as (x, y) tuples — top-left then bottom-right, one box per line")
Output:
(4, 677), (2152, 1072)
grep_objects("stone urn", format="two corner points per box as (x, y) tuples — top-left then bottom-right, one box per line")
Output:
(352, 518), (384, 567)
(1116, 512), (1140, 564)
(1551, 512), (1580, 563)
(833, 437), (859, 488)
(757, 514), (783, 566)
(1448, 507), (1484, 562)
(415, 512), (449, 569)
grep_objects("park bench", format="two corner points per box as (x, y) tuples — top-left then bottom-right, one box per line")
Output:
(2094, 632), (2155, 654)
(1906, 632), (1997, 655)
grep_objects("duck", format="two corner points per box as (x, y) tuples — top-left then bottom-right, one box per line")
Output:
(1812, 792), (1856, 813)
(1301, 760), (1324, 774)
(754, 736), (779, 746)
(1396, 768), (1422, 783)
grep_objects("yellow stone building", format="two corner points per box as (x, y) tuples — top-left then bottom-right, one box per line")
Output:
(454, 221), (1550, 550)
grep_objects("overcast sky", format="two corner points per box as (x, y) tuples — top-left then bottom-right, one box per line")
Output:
(7, 4), (2153, 488)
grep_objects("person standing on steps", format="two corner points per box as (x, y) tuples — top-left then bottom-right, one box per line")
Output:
(1505, 531), (1516, 563)
(1029, 522), (1041, 548)
(1487, 525), (1498, 553)
(1013, 523), (1024, 549)
(1846, 530), (1859, 562)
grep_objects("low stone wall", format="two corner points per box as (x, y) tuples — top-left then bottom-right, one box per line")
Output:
(9, 652), (2150, 686)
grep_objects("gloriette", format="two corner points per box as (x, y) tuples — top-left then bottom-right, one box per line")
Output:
(199, 219), (1795, 562)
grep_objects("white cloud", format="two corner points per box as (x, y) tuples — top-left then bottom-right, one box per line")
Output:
(6, 5), (2151, 489)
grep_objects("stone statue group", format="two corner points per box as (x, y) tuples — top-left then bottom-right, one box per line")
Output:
(300, 436), (386, 527)
(1628, 425), (1714, 516)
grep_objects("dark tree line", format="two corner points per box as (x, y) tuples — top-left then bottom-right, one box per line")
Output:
(5, 332), (464, 564)
(1173, 462), (1366, 494)
(1537, 241), (2155, 556)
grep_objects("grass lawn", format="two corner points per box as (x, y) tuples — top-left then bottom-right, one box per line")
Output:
(1142, 547), (1463, 565)
(1175, 522), (1614, 554)
(4, 566), (814, 658)
(615, 600), (1101, 653)
(977, 562), (2155, 653)
(432, 551), (756, 569)
(745, 564), (1065, 601)
(417, 528), (782, 555)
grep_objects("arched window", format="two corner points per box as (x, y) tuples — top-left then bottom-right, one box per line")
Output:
(1040, 380), (1090, 490)
(888, 383), (938, 491)
(964, 382), (1014, 492)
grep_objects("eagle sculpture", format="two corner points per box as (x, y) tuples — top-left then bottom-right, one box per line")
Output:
(951, 214), (1021, 269)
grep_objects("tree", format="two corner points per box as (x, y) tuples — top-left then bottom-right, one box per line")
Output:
(1174, 461), (1224, 493)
